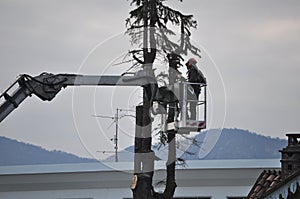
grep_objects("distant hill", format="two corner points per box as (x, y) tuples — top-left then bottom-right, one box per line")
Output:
(105, 128), (287, 162)
(0, 136), (97, 166)
(0, 128), (287, 165)
(181, 128), (287, 160)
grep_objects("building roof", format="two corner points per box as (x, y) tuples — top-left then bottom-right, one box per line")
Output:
(0, 159), (280, 175)
(247, 170), (281, 199)
(248, 134), (300, 199)
(247, 169), (300, 199)
(0, 159), (280, 192)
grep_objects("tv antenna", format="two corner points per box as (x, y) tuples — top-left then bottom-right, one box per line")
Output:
(93, 108), (135, 162)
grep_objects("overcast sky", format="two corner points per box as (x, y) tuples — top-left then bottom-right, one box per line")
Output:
(0, 0), (299, 159)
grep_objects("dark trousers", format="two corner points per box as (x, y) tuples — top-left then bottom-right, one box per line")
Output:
(189, 90), (200, 120)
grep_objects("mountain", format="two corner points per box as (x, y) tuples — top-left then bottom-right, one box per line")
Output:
(181, 128), (287, 160)
(104, 128), (287, 162)
(0, 136), (97, 166)
(1, 128), (288, 165)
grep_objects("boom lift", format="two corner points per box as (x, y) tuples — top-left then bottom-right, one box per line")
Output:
(0, 71), (207, 133)
(175, 81), (207, 133)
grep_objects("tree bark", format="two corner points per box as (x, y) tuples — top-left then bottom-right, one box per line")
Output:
(163, 130), (177, 199)
(133, 105), (154, 199)
(162, 55), (181, 198)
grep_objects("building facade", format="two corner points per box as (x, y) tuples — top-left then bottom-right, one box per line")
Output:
(0, 159), (279, 199)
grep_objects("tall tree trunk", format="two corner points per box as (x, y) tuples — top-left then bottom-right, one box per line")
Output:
(133, 105), (154, 199)
(163, 101), (177, 198)
(128, 0), (198, 198)
(143, 0), (149, 61)
(163, 129), (177, 198)
(133, 1), (156, 195)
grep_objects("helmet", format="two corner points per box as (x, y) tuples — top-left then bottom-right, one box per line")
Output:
(188, 58), (197, 65)
(185, 58), (197, 67)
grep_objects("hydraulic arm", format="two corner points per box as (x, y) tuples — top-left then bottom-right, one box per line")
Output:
(0, 72), (157, 123)
(0, 71), (207, 133)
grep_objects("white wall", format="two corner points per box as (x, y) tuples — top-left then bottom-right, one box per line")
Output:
(0, 186), (251, 199)
(175, 186), (250, 199)
(0, 160), (280, 199)
(0, 188), (132, 199)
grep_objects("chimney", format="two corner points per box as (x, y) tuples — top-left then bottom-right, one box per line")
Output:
(280, 134), (300, 180)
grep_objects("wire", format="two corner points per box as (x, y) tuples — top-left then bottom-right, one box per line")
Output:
(107, 121), (115, 130)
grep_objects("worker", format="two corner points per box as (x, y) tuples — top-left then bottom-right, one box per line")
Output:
(185, 58), (206, 120)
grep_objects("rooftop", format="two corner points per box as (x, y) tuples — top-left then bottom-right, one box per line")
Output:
(247, 170), (281, 199)
(0, 159), (280, 175)
(0, 159), (281, 192)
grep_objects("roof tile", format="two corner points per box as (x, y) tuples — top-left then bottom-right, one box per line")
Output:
(247, 170), (281, 199)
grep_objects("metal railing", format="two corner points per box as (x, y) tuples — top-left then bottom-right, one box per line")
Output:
(178, 82), (207, 131)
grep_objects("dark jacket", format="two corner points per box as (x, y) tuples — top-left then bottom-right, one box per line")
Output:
(187, 65), (206, 96)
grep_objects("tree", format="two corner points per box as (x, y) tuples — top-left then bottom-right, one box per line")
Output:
(126, 0), (200, 198)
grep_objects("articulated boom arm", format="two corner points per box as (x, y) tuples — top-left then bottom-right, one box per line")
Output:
(0, 72), (156, 123)
(0, 72), (207, 133)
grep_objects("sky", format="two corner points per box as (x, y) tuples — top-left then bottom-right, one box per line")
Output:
(0, 0), (299, 159)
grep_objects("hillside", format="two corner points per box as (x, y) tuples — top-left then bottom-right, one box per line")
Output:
(181, 128), (287, 160)
(0, 136), (97, 166)
(105, 128), (287, 162)
(0, 128), (287, 165)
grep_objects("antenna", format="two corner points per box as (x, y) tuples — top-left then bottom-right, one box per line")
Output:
(93, 108), (135, 162)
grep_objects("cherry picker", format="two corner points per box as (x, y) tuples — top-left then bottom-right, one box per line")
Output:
(0, 70), (207, 133)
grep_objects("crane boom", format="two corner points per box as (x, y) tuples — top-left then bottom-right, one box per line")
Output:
(0, 72), (157, 123)
(0, 71), (207, 133)
(0, 85), (31, 123)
